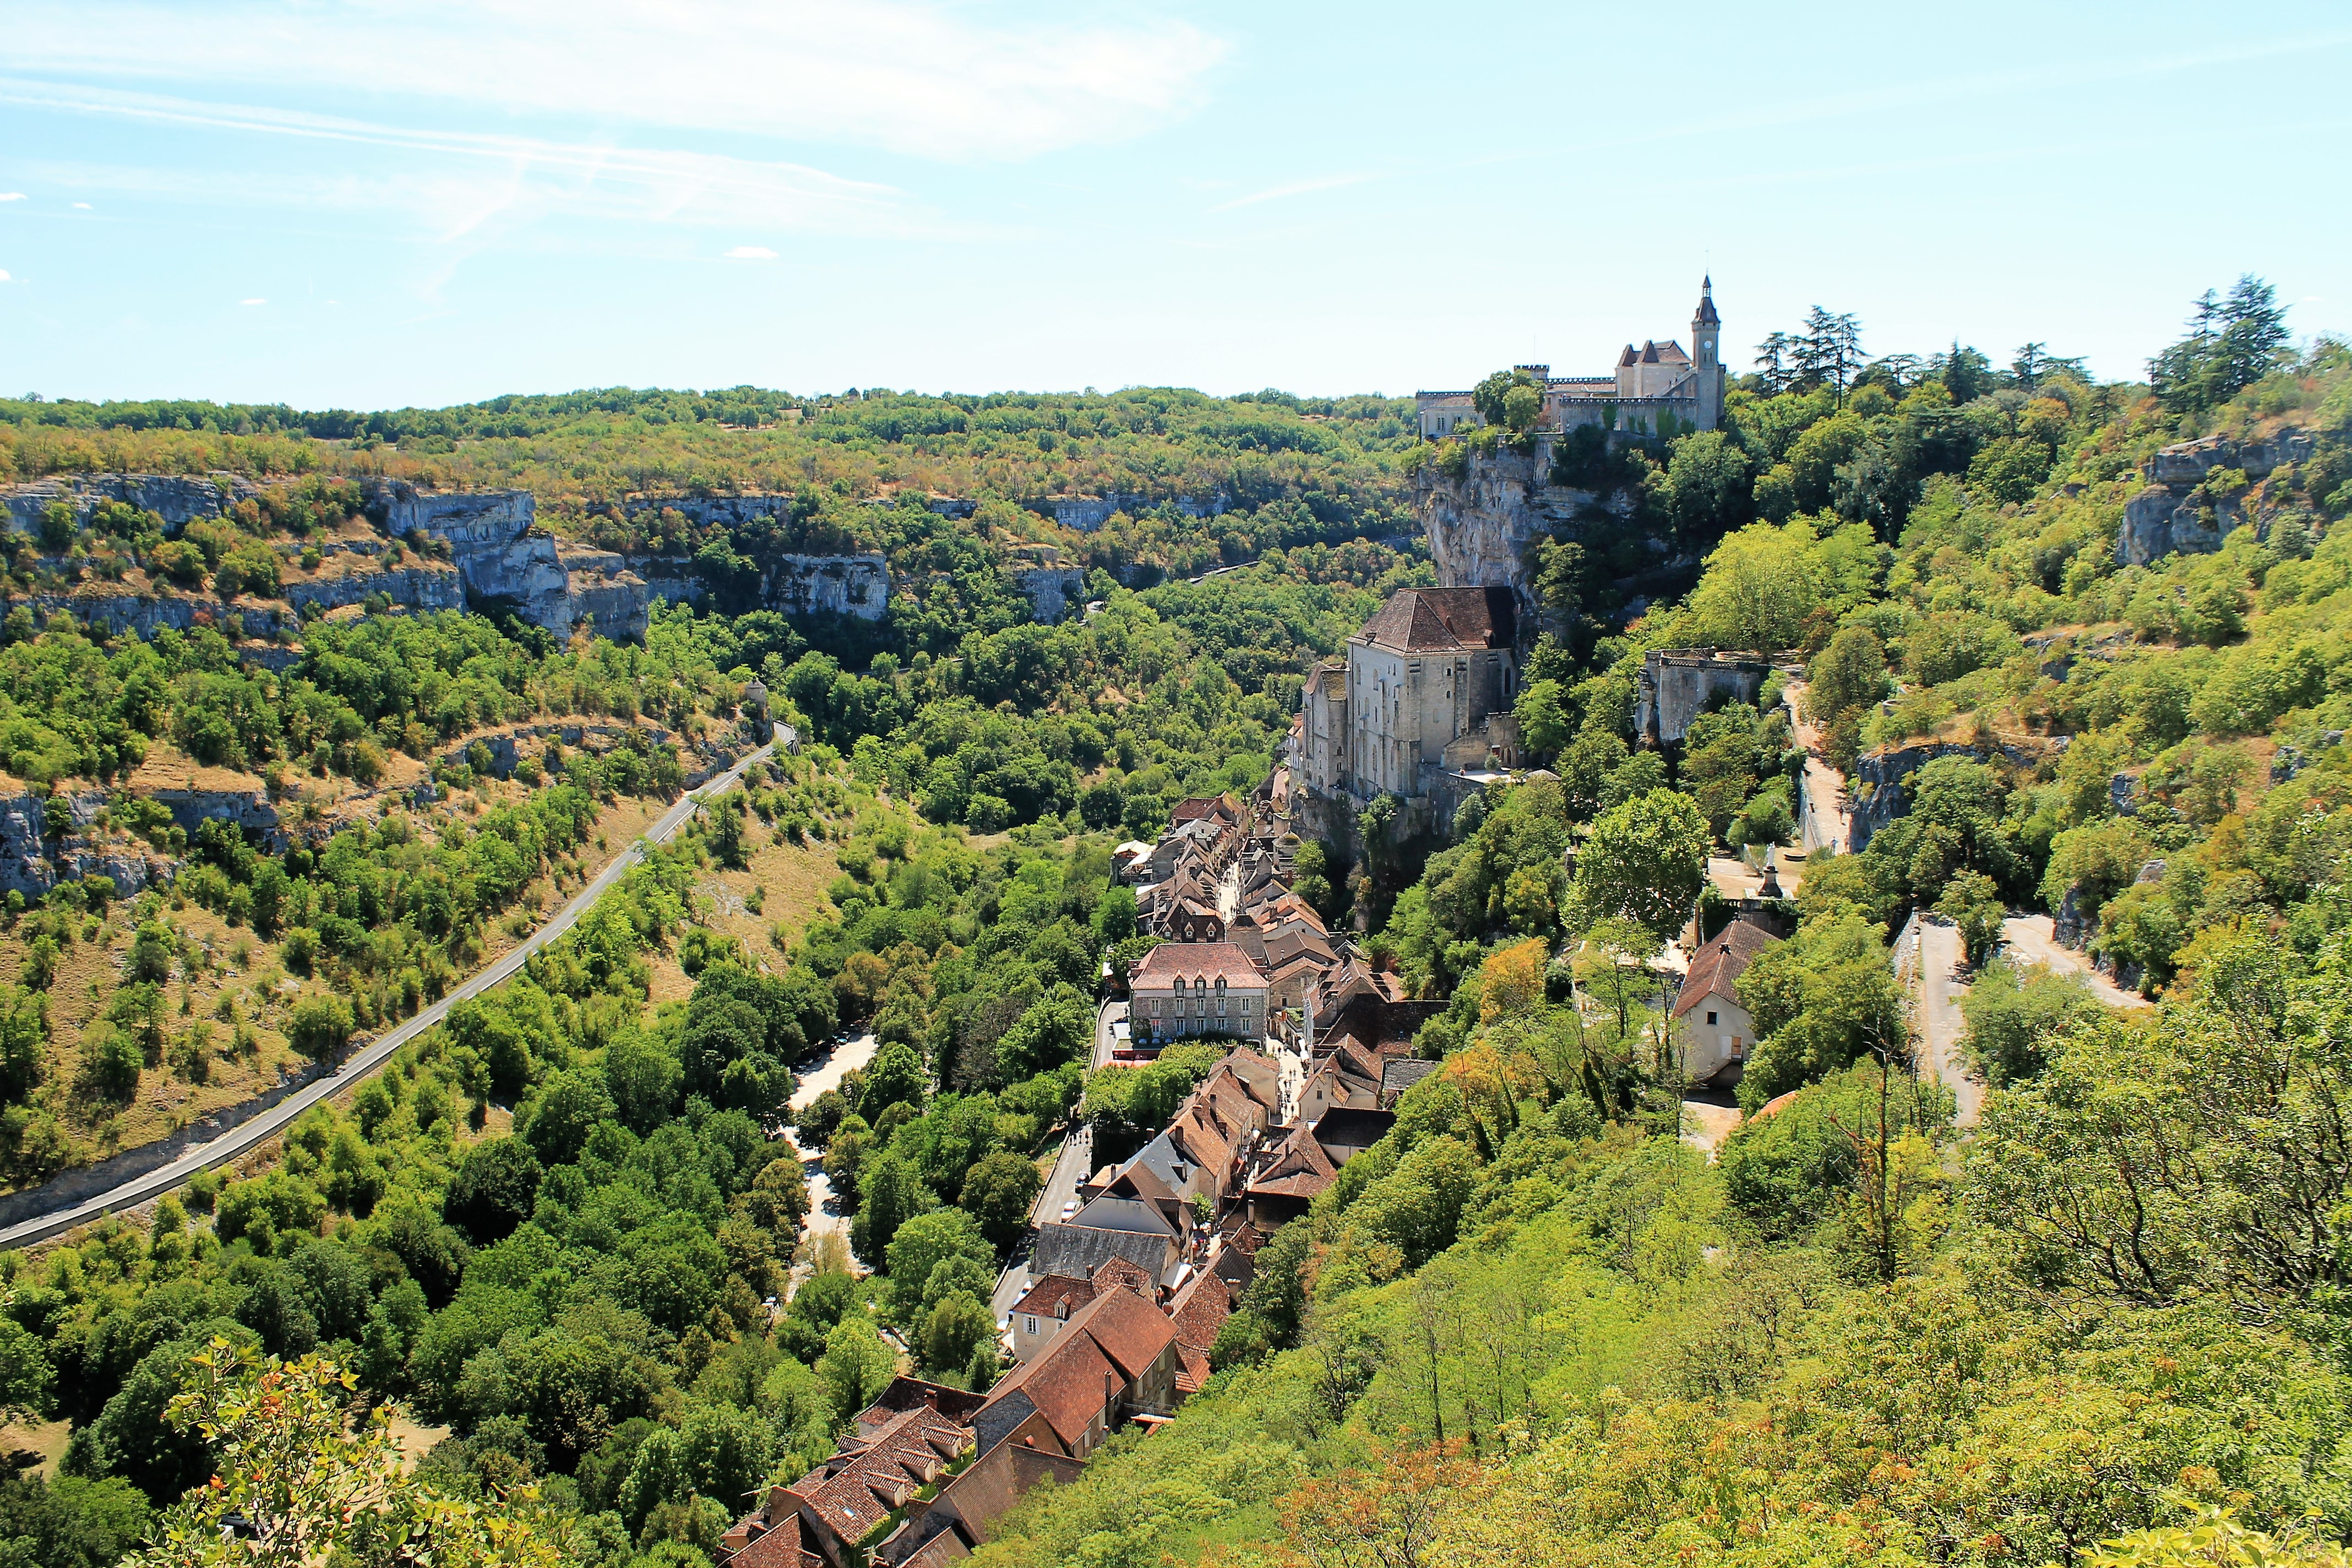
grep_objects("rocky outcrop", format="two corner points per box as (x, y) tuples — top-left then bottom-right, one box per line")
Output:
(1848, 742), (1979, 851)
(0, 789), (169, 898)
(2116, 428), (2315, 567)
(363, 478), (536, 541)
(1413, 437), (1664, 606)
(148, 786), (286, 850)
(281, 564), (466, 618)
(20, 591), (297, 641)
(1011, 565), (1086, 624)
(364, 480), (646, 636)
(3, 472), (261, 534)
(765, 554), (890, 620)
(1035, 493), (1228, 532)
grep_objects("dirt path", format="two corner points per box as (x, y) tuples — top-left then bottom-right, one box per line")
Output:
(1780, 679), (1853, 854)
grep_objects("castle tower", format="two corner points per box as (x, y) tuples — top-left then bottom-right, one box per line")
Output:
(1691, 276), (1724, 430)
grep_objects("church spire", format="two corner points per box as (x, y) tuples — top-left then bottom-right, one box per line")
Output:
(1693, 275), (1720, 328)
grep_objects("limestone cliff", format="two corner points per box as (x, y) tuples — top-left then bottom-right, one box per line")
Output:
(2116, 427), (2315, 567)
(3, 472), (262, 533)
(764, 554), (891, 620)
(1413, 437), (1673, 611)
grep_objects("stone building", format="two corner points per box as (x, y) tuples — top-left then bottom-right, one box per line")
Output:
(1415, 279), (1727, 439)
(1129, 943), (1269, 1044)
(1634, 647), (1772, 746)
(1670, 916), (1781, 1085)
(1297, 586), (1518, 803)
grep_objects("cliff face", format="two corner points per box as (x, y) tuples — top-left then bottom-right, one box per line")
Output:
(2116, 428), (2316, 567)
(0, 788), (170, 898)
(764, 554), (891, 620)
(3, 473), (262, 533)
(1412, 437), (1672, 609)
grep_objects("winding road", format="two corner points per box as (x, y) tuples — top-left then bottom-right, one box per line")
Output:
(0, 742), (776, 1252)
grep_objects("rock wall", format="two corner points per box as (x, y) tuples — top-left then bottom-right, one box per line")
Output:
(281, 564), (466, 619)
(1011, 566), (1086, 624)
(2116, 428), (2316, 567)
(364, 478), (649, 636)
(0, 788), (169, 898)
(1411, 437), (1672, 612)
(3, 472), (261, 534)
(22, 591), (297, 641)
(1038, 493), (1229, 532)
(148, 786), (287, 850)
(1635, 650), (1772, 746)
(764, 554), (890, 620)
(1848, 742), (1978, 851)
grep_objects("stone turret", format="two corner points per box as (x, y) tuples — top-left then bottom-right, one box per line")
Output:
(742, 676), (772, 742)
(1691, 276), (1724, 430)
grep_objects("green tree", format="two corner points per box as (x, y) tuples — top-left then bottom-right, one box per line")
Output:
(1574, 789), (1708, 940)
(815, 1315), (896, 1422)
(959, 1148), (1043, 1249)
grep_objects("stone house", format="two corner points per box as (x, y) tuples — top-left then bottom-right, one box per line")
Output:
(1413, 280), (1727, 439)
(1671, 917), (1781, 1085)
(975, 1287), (1183, 1460)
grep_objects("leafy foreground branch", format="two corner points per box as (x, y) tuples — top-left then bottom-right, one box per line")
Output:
(126, 1339), (562, 1568)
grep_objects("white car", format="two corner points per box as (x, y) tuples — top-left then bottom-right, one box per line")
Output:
(1060, 1200), (1077, 1221)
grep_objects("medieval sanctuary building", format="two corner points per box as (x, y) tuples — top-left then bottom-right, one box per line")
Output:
(1297, 586), (1520, 805)
(1415, 278), (1727, 439)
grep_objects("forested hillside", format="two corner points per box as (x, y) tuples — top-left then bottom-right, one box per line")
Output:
(4, 279), (2352, 1568)
(958, 282), (2352, 1568)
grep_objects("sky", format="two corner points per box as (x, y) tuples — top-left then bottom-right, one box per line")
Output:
(1, 0), (2348, 410)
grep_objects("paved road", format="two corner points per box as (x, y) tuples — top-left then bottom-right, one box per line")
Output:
(0, 743), (776, 1252)
(783, 1031), (879, 1289)
(2000, 913), (2150, 1010)
(1781, 680), (1853, 854)
(989, 1123), (1094, 1332)
(1091, 999), (1128, 1069)
(1905, 915), (1983, 1126)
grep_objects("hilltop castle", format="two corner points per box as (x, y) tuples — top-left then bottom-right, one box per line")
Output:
(1415, 277), (1726, 440)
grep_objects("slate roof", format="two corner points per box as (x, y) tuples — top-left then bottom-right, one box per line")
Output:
(1694, 277), (1720, 326)
(1312, 1107), (1396, 1151)
(1248, 1124), (1338, 1201)
(1031, 1223), (1173, 1284)
(1356, 586), (1517, 654)
(1672, 919), (1782, 1018)
(1380, 1056), (1441, 1104)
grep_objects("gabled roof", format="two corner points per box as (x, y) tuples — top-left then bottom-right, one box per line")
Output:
(1356, 586), (1517, 655)
(1381, 1056), (1441, 1104)
(792, 1403), (969, 1543)
(1166, 1271), (1232, 1394)
(1032, 1223), (1173, 1284)
(1248, 1124), (1337, 1200)
(982, 1287), (1177, 1448)
(1131, 942), (1265, 988)
(1672, 919), (1782, 1018)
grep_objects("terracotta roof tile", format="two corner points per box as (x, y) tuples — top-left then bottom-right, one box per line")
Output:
(1672, 919), (1781, 1019)
(1357, 587), (1517, 654)
(1131, 942), (1265, 988)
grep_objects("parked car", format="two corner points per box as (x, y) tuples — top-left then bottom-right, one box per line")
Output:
(1060, 1200), (1077, 1222)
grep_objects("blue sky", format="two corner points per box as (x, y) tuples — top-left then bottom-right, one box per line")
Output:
(2, 1), (2347, 409)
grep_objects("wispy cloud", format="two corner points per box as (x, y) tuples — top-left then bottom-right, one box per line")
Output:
(1210, 172), (1375, 213)
(6, 0), (1226, 163)
(240, 297), (264, 305)
(726, 246), (778, 260)
(0, 192), (24, 202)
(4, 87), (969, 243)
(0, 270), (13, 283)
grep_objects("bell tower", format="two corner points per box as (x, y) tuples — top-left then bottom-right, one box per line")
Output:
(1691, 276), (1724, 429)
